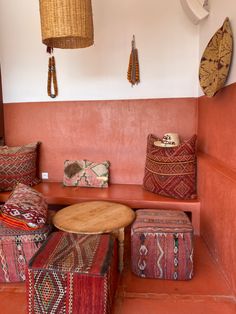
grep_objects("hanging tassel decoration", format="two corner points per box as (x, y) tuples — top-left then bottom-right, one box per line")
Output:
(47, 47), (58, 98)
(127, 35), (140, 86)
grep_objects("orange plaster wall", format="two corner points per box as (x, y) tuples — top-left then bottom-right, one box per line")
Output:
(4, 98), (197, 184)
(198, 83), (236, 295)
(198, 83), (236, 168)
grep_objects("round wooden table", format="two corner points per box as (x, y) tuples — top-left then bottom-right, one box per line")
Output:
(53, 201), (135, 272)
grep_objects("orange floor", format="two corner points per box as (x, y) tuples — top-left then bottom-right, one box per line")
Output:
(0, 237), (235, 314)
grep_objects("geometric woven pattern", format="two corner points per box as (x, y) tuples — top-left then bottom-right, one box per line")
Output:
(143, 134), (197, 199)
(45, 232), (103, 273)
(0, 221), (51, 282)
(131, 209), (194, 280)
(26, 232), (118, 314)
(0, 183), (48, 230)
(199, 18), (233, 97)
(32, 271), (67, 314)
(63, 159), (110, 188)
(0, 142), (41, 192)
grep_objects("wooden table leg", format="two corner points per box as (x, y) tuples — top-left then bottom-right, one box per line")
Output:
(113, 227), (125, 272)
(118, 227), (125, 272)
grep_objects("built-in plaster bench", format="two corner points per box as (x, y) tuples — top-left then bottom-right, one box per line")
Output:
(0, 182), (200, 235)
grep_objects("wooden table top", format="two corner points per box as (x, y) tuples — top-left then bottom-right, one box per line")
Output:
(52, 201), (135, 234)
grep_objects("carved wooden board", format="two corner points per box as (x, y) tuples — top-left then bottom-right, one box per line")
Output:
(199, 17), (233, 97)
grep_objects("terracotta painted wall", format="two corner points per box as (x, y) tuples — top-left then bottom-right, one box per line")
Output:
(4, 98), (197, 184)
(198, 82), (236, 295)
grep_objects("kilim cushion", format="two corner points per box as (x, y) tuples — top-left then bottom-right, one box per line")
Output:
(26, 232), (118, 314)
(0, 183), (48, 230)
(0, 220), (51, 282)
(143, 134), (197, 199)
(131, 209), (194, 280)
(63, 159), (110, 188)
(0, 142), (41, 191)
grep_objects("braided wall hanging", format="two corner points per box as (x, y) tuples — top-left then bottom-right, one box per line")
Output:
(47, 47), (58, 99)
(127, 35), (140, 86)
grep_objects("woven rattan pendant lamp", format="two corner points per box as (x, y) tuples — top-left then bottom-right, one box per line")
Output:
(39, 0), (94, 49)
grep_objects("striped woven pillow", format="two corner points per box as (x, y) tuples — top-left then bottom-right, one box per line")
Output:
(0, 142), (41, 191)
(143, 134), (197, 199)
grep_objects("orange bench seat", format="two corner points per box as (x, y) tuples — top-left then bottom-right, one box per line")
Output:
(0, 182), (200, 235)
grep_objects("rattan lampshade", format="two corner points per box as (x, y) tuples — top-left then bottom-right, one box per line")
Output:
(39, 0), (94, 49)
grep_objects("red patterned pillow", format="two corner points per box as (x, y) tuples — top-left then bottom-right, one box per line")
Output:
(0, 142), (41, 191)
(143, 134), (197, 199)
(0, 183), (48, 230)
(63, 159), (110, 188)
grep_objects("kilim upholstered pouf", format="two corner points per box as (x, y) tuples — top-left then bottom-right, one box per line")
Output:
(0, 222), (51, 282)
(131, 209), (193, 280)
(26, 231), (118, 314)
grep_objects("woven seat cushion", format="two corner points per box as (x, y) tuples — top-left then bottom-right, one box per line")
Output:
(26, 232), (118, 314)
(0, 183), (48, 230)
(143, 134), (197, 199)
(131, 209), (194, 280)
(0, 221), (51, 282)
(0, 142), (41, 191)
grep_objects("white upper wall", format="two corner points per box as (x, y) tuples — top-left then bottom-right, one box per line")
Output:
(199, 0), (236, 95)
(0, 0), (199, 103)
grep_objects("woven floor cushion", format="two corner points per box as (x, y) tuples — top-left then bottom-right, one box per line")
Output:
(131, 209), (193, 280)
(0, 222), (51, 282)
(26, 231), (118, 314)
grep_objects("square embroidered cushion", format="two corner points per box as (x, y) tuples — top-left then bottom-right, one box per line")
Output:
(0, 142), (41, 191)
(26, 232), (118, 314)
(143, 134), (197, 199)
(0, 183), (48, 230)
(63, 159), (110, 188)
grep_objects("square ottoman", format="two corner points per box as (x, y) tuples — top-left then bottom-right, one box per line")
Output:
(26, 231), (118, 314)
(131, 209), (193, 280)
(0, 222), (51, 282)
